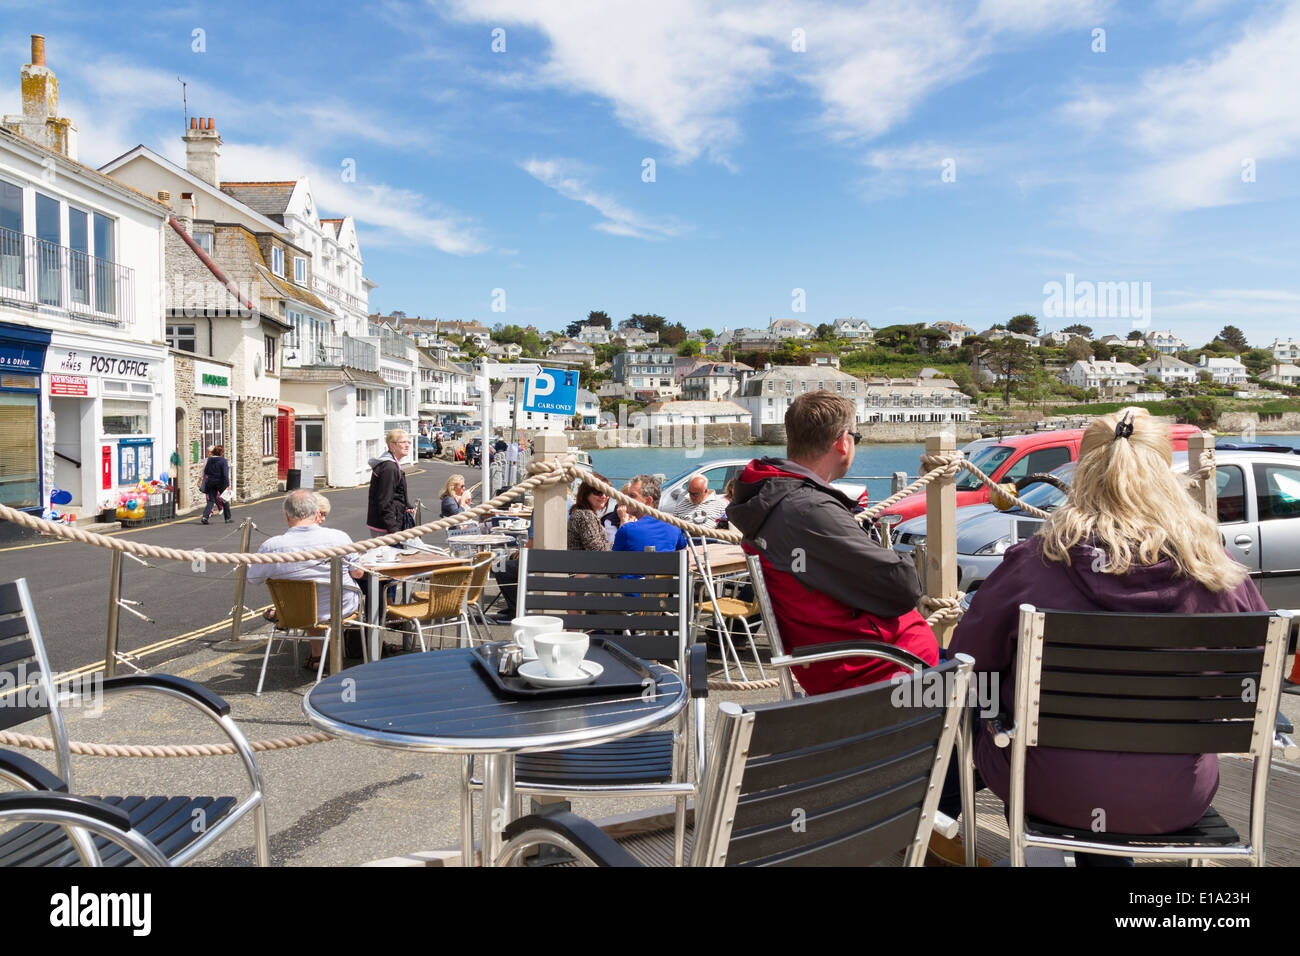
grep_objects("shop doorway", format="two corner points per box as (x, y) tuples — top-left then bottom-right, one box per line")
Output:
(295, 420), (324, 487)
(51, 397), (87, 507)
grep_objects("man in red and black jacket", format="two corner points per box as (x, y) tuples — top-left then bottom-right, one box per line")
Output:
(725, 390), (938, 694)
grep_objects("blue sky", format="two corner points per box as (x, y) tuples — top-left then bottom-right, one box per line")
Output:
(2, 0), (1297, 344)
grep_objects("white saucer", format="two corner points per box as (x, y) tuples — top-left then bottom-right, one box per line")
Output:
(517, 660), (603, 687)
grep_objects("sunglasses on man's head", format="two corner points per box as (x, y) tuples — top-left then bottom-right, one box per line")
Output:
(846, 430), (862, 445)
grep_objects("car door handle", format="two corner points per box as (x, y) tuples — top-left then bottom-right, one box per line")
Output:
(1234, 535), (1253, 545)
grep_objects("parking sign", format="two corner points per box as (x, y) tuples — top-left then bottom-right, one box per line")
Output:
(522, 367), (579, 416)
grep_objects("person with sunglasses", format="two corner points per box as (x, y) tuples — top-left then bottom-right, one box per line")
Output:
(725, 390), (936, 694)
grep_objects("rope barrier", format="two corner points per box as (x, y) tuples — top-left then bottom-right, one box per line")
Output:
(0, 728), (335, 757)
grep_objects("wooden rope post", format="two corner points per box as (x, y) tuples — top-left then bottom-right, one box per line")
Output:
(104, 550), (124, 679)
(532, 432), (569, 550)
(329, 556), (344, 675)
(924, 432), (958, 648)
(1188, 430), (1216, 518)
(229, 518), (255, 642)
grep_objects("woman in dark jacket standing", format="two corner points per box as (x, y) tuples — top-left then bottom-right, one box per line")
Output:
(200, 445), (231, 524)
(367, 429), (414, 536)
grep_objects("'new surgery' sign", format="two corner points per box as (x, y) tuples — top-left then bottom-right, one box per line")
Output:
(522, 367), (578, 417)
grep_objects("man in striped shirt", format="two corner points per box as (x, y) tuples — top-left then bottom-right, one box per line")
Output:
(673, 475), (728, 529)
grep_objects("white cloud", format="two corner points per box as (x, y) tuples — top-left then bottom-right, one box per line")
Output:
(441, 0), (1110, 164)
(1062, 1), (1300, 213)
(220, 143), (489, 255)
(520, 157), (688, 239)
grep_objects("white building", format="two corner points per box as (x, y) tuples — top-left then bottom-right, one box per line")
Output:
(1062, 358), (1145, 389)
(545, 338), (595, 366)
(769, 318), (814, 340)
(2, 38), (171, 521)
(1198, 353), (1249, 386)
(832, 317), (874, 344)
(928, 321), (974, 348)
(984, 329), (1042, 348)
(576, 324), (611, 345)
(1142, 330), (1186, 355)
(630, 400), (750, 429)
(613, 349), (678, 398)
(1270, 339), (1300, 363)
(1260, 363), (1300, 386)
(736, 366), (970, 437)
(1140, 353), (1198, 385)
(680, 361), (753, 402)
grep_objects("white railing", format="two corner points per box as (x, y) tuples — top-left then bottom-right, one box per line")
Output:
(0, 226), (134, 329)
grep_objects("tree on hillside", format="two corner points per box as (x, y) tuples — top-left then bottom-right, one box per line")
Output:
(628, 313), (667, 335)
(1008, 314), (1040, 336)
(873, 324), (918, 349)
(661, 322), (688, 347)
(1062, 323), (1093, 337)
(983, 337), (1035, 404)
(678, 341), (701, 357)
(1127, 329), (1144, 340)
(699, 328), (715, 341)
(1090, 340), (1113, 361)
(564, 319), (583, 338)
(815, 322), (835, 340)
(1218, 325), (1249, 352)
(587, 310), (612, 328)
(1064, 337), (1092, 362)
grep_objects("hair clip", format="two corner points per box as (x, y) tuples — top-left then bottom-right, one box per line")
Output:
(1114, 412), (1135, 440)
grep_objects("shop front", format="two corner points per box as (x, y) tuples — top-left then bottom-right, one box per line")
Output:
(44, 332), (169, 516)
(0, 321), (51, 516)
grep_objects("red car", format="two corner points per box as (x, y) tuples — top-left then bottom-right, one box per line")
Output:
(877, 424), (1202, 522)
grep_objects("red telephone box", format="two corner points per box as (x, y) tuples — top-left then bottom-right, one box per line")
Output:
(276, 405), (296, 480)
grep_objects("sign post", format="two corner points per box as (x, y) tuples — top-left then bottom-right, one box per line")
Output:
(480, 364), (546, 503)
(478, 359), (491, 507)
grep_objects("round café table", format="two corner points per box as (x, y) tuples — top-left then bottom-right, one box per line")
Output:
(303, 647), (686, 865)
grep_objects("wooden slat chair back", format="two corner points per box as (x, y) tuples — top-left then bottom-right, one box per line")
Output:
(517, 549), (687, 666)
(1006, 605), (1293, 865)
(496, 656), (974, 867)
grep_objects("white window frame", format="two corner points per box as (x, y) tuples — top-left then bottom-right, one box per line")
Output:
(271, 246), (284, 276)
(294, 256), (306, 284)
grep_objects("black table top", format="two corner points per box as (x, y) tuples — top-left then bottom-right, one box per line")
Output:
(303, 647), (686, 755)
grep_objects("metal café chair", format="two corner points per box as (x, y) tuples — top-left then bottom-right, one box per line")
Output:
(997, 604), (1296, 866)
(0, 578), (269, 866)
(688, 536), (764, 682)
(495, 655), (975, 866)
(384, 564), (475, 650)
(462, 548), (704, 866)
(745, 552), (978, 864)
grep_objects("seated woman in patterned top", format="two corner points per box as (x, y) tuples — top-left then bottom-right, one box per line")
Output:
(568, 473), (612, 552)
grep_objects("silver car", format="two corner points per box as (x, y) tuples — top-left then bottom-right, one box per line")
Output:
(893, 450), (1300, 609)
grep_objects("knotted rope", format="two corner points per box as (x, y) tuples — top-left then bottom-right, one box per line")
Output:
(0, 728), (334, 758)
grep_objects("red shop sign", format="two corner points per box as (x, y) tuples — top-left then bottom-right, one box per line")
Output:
(50, 374), (89, 396)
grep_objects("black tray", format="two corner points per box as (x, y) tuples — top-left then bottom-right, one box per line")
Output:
(471, 639), (661, 699)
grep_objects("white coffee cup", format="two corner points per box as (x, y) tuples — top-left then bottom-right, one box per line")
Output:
(511, 616), (564, 659)
(533, 631), (589, 679)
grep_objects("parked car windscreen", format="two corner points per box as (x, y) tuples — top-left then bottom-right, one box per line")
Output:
(956, 445), (1013, 491)
(1012, 462), (1075, 512)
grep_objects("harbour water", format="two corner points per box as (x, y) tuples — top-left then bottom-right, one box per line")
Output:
(590, 434), (1300, 503)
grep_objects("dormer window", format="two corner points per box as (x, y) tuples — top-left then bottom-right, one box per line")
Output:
(294, 257), (306, 284)
(271, 246), (284, 276)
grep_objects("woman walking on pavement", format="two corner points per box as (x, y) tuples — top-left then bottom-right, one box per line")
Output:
(200, 445), (232, 524)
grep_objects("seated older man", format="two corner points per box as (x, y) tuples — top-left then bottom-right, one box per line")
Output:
(247, 490), (366, 668)
(614, 474), (687, 552)
(672, 475), (728, 529)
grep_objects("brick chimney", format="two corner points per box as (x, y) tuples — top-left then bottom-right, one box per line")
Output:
(1, 35), (78, 159)
(183, 116), (222, 186)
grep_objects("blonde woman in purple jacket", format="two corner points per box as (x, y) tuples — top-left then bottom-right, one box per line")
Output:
(949, 408), (1266, 850)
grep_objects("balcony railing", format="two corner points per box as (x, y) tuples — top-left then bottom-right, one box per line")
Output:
(0, 226), (134, 328)
(286, 334), (379, 373)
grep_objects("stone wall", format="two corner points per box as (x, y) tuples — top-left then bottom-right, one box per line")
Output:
(760, 420), (982, 444)
(235, 398), (280, 501)
(172, 351), (235, 512)
(1218, 410), (1300, 434)
(565, 423), (751, 449)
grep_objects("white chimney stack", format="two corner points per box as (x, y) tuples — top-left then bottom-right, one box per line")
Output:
(183, 116), (222, 186)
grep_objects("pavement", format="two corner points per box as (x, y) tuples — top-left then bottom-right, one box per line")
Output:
(2, 460), (1297, 867)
